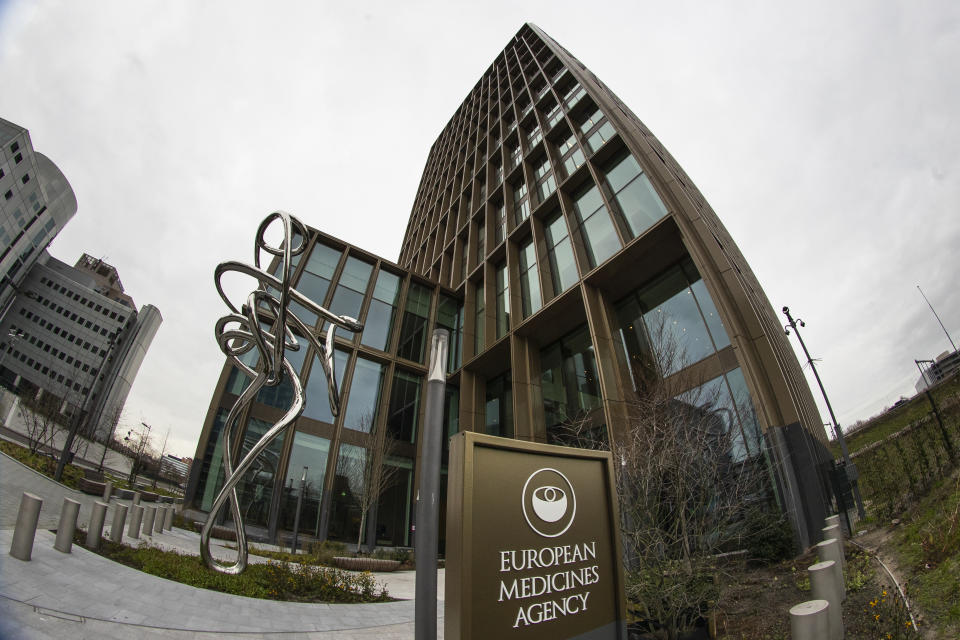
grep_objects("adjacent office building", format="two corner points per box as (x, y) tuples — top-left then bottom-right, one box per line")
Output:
(0, 117), (77, 313)
(187, 24), (833, 548)
(0, 117), (162, 442)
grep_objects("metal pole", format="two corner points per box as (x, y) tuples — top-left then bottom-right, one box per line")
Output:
(915, 360), (956, 464)
(415, 329), (448, 640)
(783, 307), (866, 519)
(291, 466), (307, 554)
(917, 285), (958, 352)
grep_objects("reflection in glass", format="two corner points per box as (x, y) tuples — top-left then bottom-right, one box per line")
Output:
(485, 372), (513, 438)
(278, 432), (330, 537)
(387, 370), (422, 443)
(573, 183), (620, 268)
(329, 443), (366, 543)
(518, 238), (541, 317)
(303, 349), (349, 423)
(544, 211), (578, 296)
(540, 325), (602, 439)
(397, 282), (432, 363)
(344, 357), (385, 432)
(603, 151), (667, 238)
(361, 270), (401, 352)
(235, 417), (286, 529)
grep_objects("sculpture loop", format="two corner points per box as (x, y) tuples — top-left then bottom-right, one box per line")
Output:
(201, 211), (362, 574)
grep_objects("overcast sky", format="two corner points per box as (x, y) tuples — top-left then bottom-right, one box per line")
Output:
(1, 0), (957, 458)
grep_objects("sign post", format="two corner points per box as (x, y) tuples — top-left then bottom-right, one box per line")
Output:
(446, 432), (627, 639)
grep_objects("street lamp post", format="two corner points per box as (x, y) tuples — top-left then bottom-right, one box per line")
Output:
(915, 359), (956, 464)
(125, 421), (152, 485)
(782, 306), (866, 519)
(290, 466), (307, 554)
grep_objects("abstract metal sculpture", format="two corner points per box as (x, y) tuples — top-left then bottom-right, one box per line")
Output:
(201, 212), (362, 574)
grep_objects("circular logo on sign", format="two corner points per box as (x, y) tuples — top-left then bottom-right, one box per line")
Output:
(522, 468), (576, 537)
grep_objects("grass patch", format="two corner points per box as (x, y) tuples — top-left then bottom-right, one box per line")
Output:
(75, 532), (390, 603)
(0, 439), (84, 489)
(890, 472), (960, 637)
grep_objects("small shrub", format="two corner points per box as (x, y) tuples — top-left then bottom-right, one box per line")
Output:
(308, 539), (346, 565)
(862, 586), (915, 639)
(743, 510), (796, 564)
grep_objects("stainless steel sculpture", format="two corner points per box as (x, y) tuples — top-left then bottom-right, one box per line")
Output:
(201, 211), (362, 574)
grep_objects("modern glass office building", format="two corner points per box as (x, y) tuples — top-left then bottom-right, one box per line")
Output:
(186, 24), (833, 549)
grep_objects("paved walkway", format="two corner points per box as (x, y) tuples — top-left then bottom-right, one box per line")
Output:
(0, 452), (445, 638)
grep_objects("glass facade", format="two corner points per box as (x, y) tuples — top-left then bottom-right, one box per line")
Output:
(544, 211), (578, 296)
(602, 150), (668, 239)
(518, 238), (541, 318)
(361, 269), (401, 352)
(484, 372), (513, 438)
(191, 25), (814, 553)
(616, 260), (731, 379)
(540, 325), (602, 439)
(396, 282), (431, 363)
(572, 183), (620, 269)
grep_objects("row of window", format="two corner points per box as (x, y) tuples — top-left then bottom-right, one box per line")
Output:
(30, 292), (119, 343)
(39, 276), (127, 323)
(0, 204), (51, 268)
(18, 306), (111, 361)
(1, 340), (91, 396)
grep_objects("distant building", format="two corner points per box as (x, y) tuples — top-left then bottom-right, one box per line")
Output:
(0, 253), (162, 440)
(916, 349), (960, 392)
(0, 117), (77, 314)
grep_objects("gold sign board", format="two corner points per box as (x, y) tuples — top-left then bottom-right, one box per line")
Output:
(445, 432), (627, 639)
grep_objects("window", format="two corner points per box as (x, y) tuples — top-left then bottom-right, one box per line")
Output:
(557, 132), (585, 177)
(386, 370), (422, 442)
(603, 150), (668, 238)
(3, 190), (11, 201)
(572, 183), (620, 268)
(292, 242), (341, 327)
(615, 260), (731, 379)
(484, 372), (513, 438)
(343, 356), (385, 432)
(512, 181), (530, 224)
(302, 348), (349, 424)
(14, 152), (23, 164)
(526, 125), (543, 149)
(545, 101), (563, 129)
(361, 270), (401, 352)
(10, 141), (19, 153)
(532, 155), (556, 203)
(235, 417), (286, 528)
(278, 432), (330, 538)
(474, 280), (485, 353)
(323, 256), (371, 325)
(544, 210), (578, 296)
(494, 201), (506, 244)
(495, 261), (509, 338)
(578, 108), (615, 153)
(509, 141), (522, 168)
(21, 174), (29, 185)
(540, 325), (602, 439)
(396, 282), (432, 363)
(518, 238), (541, 318)
(436, 294), (463, 372)
(563, 83), (586, 110)
(475, 216), (485, 263)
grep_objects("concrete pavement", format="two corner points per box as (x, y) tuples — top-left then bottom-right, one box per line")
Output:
(0, 451), (445, 638)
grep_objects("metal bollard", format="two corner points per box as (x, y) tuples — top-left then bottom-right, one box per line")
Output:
(164, 505), (174, 530)
(110, 503), (128, 543)
(809, 560), (843, 640)
(128, 504), (144, 539)
(825, 514), (840, 529)
(102, 480), (113, 502)
(789, 600), (830, 640)
(86, 501), (108, 551)
(155, 506), (165, 533)
(9, 492), (43, 561)
(133, 491), (141, 506)
(54, 498), (81, 553)
(816, 538), (846, 602)
(823, 524), (845, 569)
(142, 505), (156, 536)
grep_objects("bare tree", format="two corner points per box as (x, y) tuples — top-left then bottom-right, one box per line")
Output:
(18, 391), (65, 456)
(554, 315), (783, 640)
(96, 402), (126, 472)
(336, 414), (400, 552)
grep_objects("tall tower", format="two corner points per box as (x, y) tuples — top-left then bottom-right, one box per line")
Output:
(398, 24), (830, 545)
(188, 24), (833, 549)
